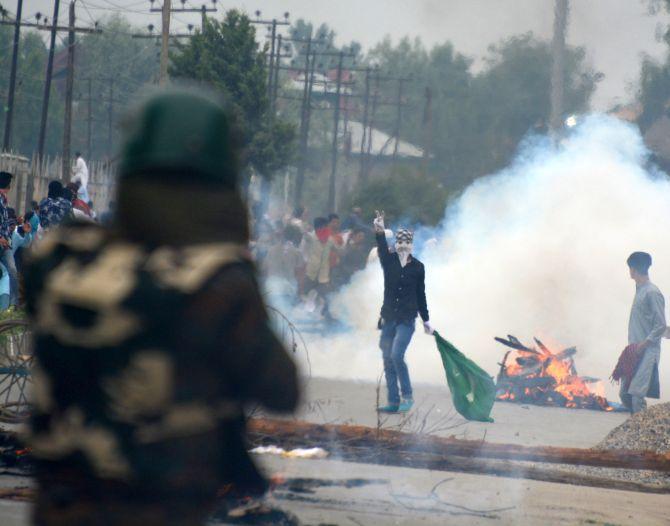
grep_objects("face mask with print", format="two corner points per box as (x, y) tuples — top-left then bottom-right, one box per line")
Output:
(395, 229), (413, 267)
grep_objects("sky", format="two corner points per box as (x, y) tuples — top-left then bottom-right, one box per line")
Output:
(16, 0), (670, 110)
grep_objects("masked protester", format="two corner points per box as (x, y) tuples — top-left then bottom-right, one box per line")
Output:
(373, 211), (432, 413)
(24, 88), (299, 526)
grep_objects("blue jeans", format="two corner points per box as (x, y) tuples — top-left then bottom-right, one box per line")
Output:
(0, 249), (18, 307)
(380, 320), (415, 405)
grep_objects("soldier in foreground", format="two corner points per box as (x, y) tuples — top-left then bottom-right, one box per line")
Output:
(24, 89), (299, 525)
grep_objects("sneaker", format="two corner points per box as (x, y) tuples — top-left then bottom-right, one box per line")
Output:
(377, 404), (399, 413)
(398, 398), (414, 412)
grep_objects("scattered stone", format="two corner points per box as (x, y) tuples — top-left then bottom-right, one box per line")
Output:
(596, 402), (670, 454)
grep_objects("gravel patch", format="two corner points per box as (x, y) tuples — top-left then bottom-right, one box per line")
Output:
(596, 402), (670, 454)
(560, 403), (670, 489)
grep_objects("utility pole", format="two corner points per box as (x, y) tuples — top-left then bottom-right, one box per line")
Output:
(108, 79), (114, 154)
(267, 19), (277, 109)
(2, 0), (23, 151)
(294, 36), (313, 207)
(550, 0), (569, 132)
(253, 13), (290, 117)
(159, 0), (171, 85)
(392, 78), (407, 161)
(79, 76), (119, 159)
(422, 86), (432, 173)
(86, 78), (92, 159)
(5, 4), (100, 210)
(3, 1), (101, 159)
(359, 66), (371, 182)
(62, 0), (76, 179)
(365, 70), (380, 179)
(149, 1), (216, 32)
(328, 51), (345, 212)
(200, 4), (207, 30)
(36, 0), (62, 162)
(271, 34), (283, 115)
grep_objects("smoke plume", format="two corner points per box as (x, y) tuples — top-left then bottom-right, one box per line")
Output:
(295, 115), (670, 402)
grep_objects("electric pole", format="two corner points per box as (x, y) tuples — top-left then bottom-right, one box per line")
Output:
(3, 4), (101, 210)
(328, 51), (345, 212)
(108, 79), (114, 153)
(2, 1), (101, 159)
(200, 4), (207, 30)
(159, 0), (171, 85)
(62, 1), (76, 179)
(36, 0), (62, 162)
(550, 0), (569, 132)
(267, 19), (277, 108)
(2, 0), (23, 152)
(271, 34), (283, 115)
(392, 77), (408, 161)
(294, 36), (314, 207)
(365, 70), (380, 179)
(86, 78), (92, 159)
(148, 1), (217, 32)
(422, 86), (432, 173)
(359, 66), (371, 182)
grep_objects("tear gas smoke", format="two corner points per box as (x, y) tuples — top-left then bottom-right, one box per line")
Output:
(292, 115), (670, 402)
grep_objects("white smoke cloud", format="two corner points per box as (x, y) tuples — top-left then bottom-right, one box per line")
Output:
(296, 115), (670, 403)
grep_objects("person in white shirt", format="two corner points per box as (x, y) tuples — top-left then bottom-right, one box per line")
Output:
(72, 152), (90, 202)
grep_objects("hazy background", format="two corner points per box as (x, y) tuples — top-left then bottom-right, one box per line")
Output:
(22, 0), (670, 109)
(297, 115), (670, 403)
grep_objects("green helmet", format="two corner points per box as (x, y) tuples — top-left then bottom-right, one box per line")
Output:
(119, 88), (238, 186)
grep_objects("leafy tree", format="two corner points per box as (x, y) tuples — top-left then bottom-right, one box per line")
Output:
(289, 19), (362, 70)
(466, 33), (597, 177)
(367, 33), (597, 189)
(342, 166), (448, 226)
(171, 10), (296, 179)
(638, 54), (670, 131)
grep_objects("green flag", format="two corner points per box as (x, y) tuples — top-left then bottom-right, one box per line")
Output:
(434, 331), (495, 422)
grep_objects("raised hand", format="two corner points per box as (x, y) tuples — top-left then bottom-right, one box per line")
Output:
(373, 210), (385, 233)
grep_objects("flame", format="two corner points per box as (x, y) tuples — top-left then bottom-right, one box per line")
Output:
(496, 341), (612, 411)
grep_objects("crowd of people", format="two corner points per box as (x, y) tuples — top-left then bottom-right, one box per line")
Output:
(251, 205), (380, 319)
(0, 152), (109, 311)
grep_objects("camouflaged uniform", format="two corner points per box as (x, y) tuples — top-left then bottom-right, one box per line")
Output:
(25, 88), (298, 526)
(25, 222), (298, 524)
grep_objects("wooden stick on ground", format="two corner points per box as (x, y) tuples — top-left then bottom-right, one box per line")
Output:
(248, 418), (670, 473)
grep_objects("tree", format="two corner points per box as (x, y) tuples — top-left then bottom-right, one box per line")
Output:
(466, 33), (597, 177)
(366, 33), (597, 189)
(171, 10), (296, 179)
(342, 167), (448, 226)
(289, 19), (362, 70)
(637, 2), (670, 131)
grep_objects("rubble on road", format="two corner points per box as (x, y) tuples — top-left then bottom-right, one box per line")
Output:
(561, 403), (670, 489)
(597, 402), (670, 454)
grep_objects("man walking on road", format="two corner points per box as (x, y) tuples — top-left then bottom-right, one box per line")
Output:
(374, 211), (433, 413)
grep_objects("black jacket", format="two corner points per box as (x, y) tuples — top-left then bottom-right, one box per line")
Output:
(376, 232), (429, 323)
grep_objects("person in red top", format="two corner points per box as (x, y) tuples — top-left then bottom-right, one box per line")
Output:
(66, 182), (93, 218)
